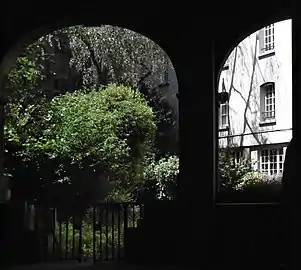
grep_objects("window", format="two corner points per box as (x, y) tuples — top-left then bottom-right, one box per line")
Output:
(220, 101), (229, 128)
(259, 147), (284, 176)
(264, 24), (275, 52)
(260, 82), (276, 124)
(259, 24), (275, 55)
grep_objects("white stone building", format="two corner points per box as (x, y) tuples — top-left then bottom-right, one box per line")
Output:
(218, 19), (292, 176)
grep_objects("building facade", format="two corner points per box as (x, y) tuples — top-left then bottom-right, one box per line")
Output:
(218, 19), (292, 176)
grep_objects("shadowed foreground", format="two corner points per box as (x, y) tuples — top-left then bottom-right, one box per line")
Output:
(3, 261), (200, 270)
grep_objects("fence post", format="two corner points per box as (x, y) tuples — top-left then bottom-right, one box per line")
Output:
(78, 214), (83, 263)
(93, 206), (96, 263)
(99, 204), (103, 261)
(72, 213), (75, 259)
(58, 212), (62, 260)
(117, 204), (121, 260)
(112, 205), (115, 260)
(105, 203), (109, 260)
(65, 219), (69, 260)
(123, 203), (128, 261)
(52, 208), (56, 257)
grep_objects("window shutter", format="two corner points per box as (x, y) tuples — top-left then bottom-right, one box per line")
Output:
(258, 29), (264, 54)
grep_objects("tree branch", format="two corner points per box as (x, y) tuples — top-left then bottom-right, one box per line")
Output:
(231, 85), (262, 145)
(240, 34), (258, 147)
(137, 62), (152, 91)
(226, 47), (238, 146)
(80, 35), (109, 89)
(232, 86), (248, 105)
(246, 121), (261, 145)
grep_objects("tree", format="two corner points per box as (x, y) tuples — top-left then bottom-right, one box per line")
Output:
(3, 25), (178, 204)
(55, 25), (171, 90)
(45, 25), (177, 156)
(5, 84), (156, 205)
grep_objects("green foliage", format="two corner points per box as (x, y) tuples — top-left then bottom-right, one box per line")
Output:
(56, 25), (171, 89)
(139, 155), (179, 200)
(218, 148), (253, 191)
(4, 25), (178, 204)
(218, 147), (282, 196)
(106, 188), (133, 203)
(50, 25), (177, 156)
(236, 171), (267, 190)
(4, 83), (157, 203)
(4, 41), (47, 155)
(54, 205), (142, 259)
(4, 41), (46, 105)
(47, 85), (156, 167)
(236, 172), (282, 193)
(7, 84), (156, 164)
(55, 221), (125, 259)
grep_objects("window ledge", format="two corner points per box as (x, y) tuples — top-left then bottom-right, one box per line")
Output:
(219, 126), (229, 132)
(259, 120), (276, 127)
(258, 50), (275, 60)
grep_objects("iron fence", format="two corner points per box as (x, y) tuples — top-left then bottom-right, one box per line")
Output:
(26, 202), (144, 263)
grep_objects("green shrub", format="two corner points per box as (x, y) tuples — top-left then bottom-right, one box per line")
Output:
(236, 171), (267, 190)
(218, 147), (283, 195)
(235, 172), (282, 193)
(218, 148), (253, 191)
(140, 155), (179, 200)
(55, 221), (125, 259)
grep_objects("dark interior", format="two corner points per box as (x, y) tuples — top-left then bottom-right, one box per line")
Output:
(1, 0), (300, 268)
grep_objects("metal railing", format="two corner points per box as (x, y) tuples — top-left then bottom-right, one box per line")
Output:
(28, 202), (144, 263)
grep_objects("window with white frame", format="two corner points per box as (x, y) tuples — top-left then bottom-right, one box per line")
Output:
(259, 24), (275, 54)
(220, 101), (229, 128)
(259, 147), (284, 176)
(260, 82), (276, 122)
(264, 24), (275, 52)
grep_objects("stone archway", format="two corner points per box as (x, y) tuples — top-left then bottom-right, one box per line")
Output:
(0, 21), (181, 265)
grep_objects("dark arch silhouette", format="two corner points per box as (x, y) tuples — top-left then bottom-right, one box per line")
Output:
(1, 2), (298, 268)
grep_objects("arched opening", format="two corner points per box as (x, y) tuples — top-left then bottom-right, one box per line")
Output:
(216, 19), (292, 203)
(0, 23), (179, 264)
(214, 18), (293, 267)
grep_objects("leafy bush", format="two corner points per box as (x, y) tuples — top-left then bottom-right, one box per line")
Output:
(139, 155), (179, 200)
(5, 84), (157, 204)
(236, 171), (268, 190)
(218, 147), (283, 196)
(236, 172), (282, 193)
(18, 84), (156, 171)
(55, 221), (125, 260)
(218, 148), (253, 191)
